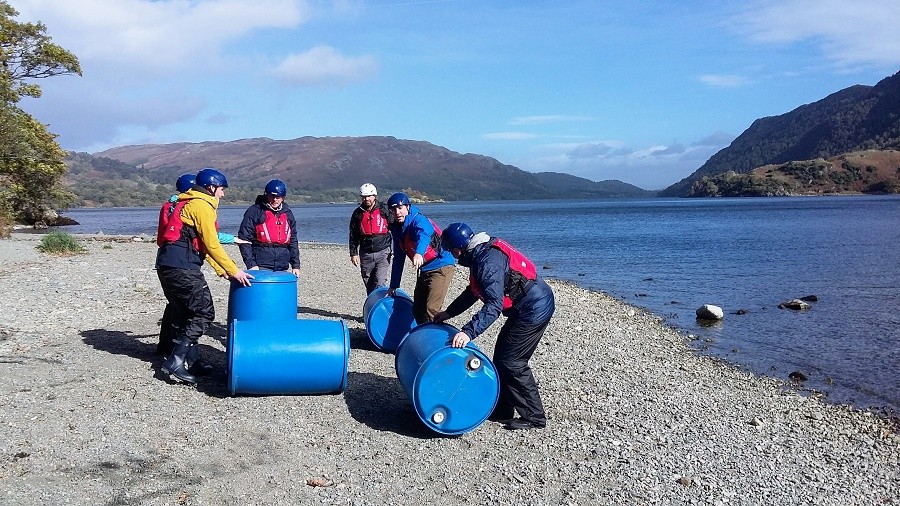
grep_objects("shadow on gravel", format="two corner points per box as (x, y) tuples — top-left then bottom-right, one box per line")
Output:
(348, 327), (382, 352)
(80, 328), (231, 397)
(298, 305), (363, 324)
(345, 371), (435, 439)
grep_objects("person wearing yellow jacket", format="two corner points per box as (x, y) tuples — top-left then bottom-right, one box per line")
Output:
(155, 167), (253, 384)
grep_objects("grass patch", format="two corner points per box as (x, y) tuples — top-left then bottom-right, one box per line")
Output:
(36, 231), (87, 255)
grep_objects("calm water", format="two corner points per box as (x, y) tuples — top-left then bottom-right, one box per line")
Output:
(62, 196), (900, 414)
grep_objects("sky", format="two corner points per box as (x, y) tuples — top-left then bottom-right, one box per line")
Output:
(11, 0), (900, 190)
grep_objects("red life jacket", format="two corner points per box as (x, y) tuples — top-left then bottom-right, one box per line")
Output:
(469, 238), (537, 311)
(399, 217), (442, 263)
(360, 207), (389, 236)
(157, 198), (218, 254)
(157, 200), (200, 251)
(254, 209), (291, 245)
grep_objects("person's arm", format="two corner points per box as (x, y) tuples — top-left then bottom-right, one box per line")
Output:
(349, 209), (361, 266)
(288, 210), (301, 277)
(237, 208), (257, 269)
(460, 250), (506, 340)
(186, 201), (238, 277)
(388, 229), (404, 291)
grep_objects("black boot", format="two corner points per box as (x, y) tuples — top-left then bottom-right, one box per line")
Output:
(161, 342), (198, 384)
(185, 345), (214, 376)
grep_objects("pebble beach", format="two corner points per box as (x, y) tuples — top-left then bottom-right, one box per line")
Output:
(0, 233), (897, 505)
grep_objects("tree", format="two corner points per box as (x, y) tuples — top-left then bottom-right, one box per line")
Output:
(0, 1), (81, 226)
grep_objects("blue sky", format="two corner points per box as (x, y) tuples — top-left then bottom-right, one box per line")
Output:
(14, 0), (900, 190)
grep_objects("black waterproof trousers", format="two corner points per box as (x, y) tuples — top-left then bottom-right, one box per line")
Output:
(492, 290), (555, 426)
(156, 267), (215, 347)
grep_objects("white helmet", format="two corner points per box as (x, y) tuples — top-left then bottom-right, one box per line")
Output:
(359, 183), (377, 196)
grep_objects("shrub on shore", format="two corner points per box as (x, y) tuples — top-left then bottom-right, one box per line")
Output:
(36, 231), (86, 255)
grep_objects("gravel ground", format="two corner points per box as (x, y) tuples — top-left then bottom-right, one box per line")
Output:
(0, 233), (897, 506)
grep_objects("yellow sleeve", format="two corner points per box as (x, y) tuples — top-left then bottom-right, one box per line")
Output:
(183, 200), (239, 277)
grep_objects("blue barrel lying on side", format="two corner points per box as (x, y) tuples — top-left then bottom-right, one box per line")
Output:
(394, 322), (499, 435)
(228, 318), (349, 396)
(362, 286), (417, 352)
(227, 270), (298, 324)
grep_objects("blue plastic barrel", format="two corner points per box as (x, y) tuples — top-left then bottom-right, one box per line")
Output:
(228, 318), (349, 396)
(362, 287), (417, 352)
(394, 322), (499, 435)
(227, 270), (297, 324)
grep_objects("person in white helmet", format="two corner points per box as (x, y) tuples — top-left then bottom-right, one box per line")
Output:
(348, 183), (394, 294)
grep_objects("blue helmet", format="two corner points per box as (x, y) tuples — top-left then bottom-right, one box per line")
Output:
(196, 168), (228, 188)
(442, 222), (474, 251)
(175, 173), (196, 193)
(387, 192), (410, 208)
(265, 179), (287, 197)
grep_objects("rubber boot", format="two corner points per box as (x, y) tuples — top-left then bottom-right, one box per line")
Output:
(161, 342), (198, 384)
(185, 345), (214, 377)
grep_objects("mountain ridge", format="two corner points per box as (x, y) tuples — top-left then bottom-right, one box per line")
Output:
(660, 71), (900, 196)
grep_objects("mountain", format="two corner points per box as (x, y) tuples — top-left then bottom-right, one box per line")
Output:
(660, 70), (900, 196)
(530, 172), (655, 198)
(63, 136), (651, 206)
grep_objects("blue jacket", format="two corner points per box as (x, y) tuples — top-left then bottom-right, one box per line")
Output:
(445, 235), (555, 340)
(237, 195), (300, 271)
(389, 205), (455, 288)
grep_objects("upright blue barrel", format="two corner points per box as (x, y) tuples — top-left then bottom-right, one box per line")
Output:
(362, 287), (416, 352)
(227, 270), (298, 324)
(394, 322), (499, 435)
(228, 318), (349, 396)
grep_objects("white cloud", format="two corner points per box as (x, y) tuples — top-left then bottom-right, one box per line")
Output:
(699, 74), (752, 88)
(272, 46), (378, 86)
(482, 132), (539, 140)
(736, 0), (900, 68)
(508, 115), (595, 125)
(509, 134), (732, 190)
(15, 0), (311, 76)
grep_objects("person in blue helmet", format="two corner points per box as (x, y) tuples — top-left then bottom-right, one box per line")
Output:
(154, 174), (247, 357)
(237, 179), (301, 276)
(386, 192), (455, 323)
(434, 222), (555, 431)
(155, 168), (253, 384)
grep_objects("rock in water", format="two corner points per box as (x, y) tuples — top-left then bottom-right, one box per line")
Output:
(696, 304), (724, 320)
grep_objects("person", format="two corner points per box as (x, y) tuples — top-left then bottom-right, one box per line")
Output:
(386, 192), (455, 324)
(155, 167), (253, 384)
(155, 174), (249, 357)
(348, 183), (393, 294)
(237, 179), (301, 277)
(433, 222), (555, 431)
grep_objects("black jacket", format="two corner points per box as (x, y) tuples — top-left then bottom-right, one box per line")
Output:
(237, 195), (300, 271)
(348, 201), (393, 255)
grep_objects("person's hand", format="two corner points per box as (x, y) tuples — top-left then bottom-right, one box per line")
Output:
(450, 331), (470, 348)
(249, 266), (260, 270)
(350, 255), (360, 267)
(231, 270), (254, 287)
(433, 311), (449, 323)
(234, 237), (250, 245)
(291, 268), (300, 278)
(412, 253), (424, 269)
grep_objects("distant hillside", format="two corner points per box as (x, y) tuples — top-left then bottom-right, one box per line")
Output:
(660, 70), (900, 197)
(63, 136), (651, 206)
(686, 150), (900, 197)
(531, 172), (655, 198)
